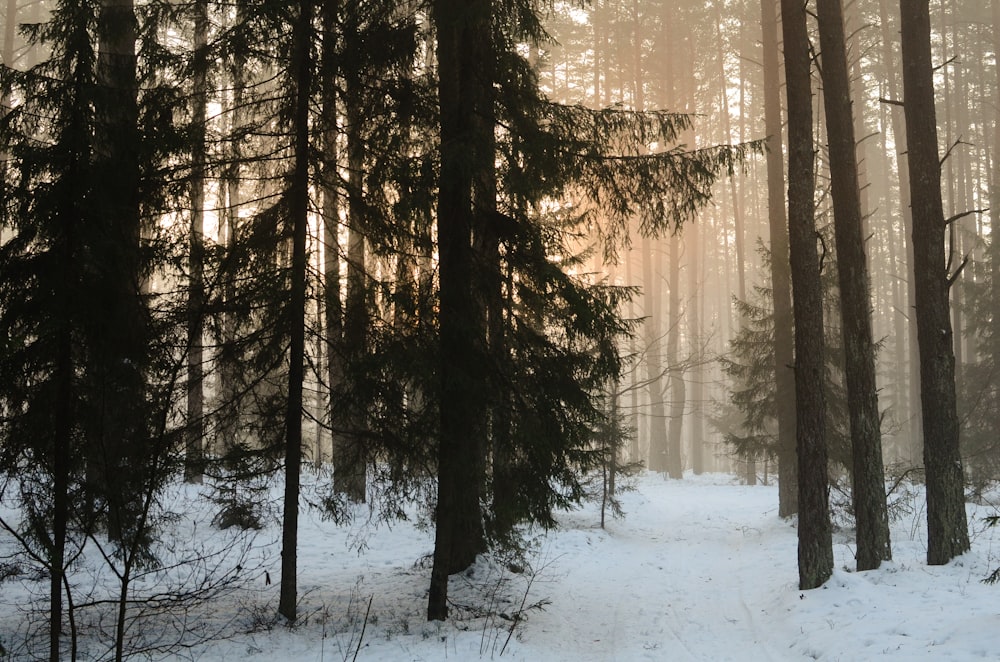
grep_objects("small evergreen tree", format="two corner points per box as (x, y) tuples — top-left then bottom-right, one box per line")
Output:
(720, 243), (853, 476)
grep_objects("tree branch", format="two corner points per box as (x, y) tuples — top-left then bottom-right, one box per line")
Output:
(947, 253), (970, 288)
(944, 208), (987, 227)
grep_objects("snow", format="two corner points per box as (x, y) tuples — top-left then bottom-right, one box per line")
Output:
(4, 470), (1000, 660)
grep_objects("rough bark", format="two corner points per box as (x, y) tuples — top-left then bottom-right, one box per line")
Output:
(781, 0), (833, 590)
(761, 0), (797, 515)
(816, 0), (891, 570)
(899, 0), (970, 565)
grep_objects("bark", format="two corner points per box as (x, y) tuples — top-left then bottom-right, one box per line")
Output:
(428, 0), (488, 621)
(642, 235), (669, 472)
(781, 0), (833, 590)
(94, 0), (144, 540)
(185, 0), (209, 484)
(2, 0), (14, 70)
(665, 237), (684, 479)
(278, 0), (313, 620)
(688, 226), (705, 475)
(761, 0), (797, 516)
(899, 0), (970, 565)
(216, 6), (244, 457)
(334, 88), (368, 502)
(878, 0), (920, 463)
(816, 0), (891, 570)
(321, 0), (341, 471)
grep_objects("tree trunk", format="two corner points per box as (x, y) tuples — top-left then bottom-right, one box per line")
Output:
(185, 0), (209, 484)
(278, 0), (313, 621)
(665, 236), (684, 479)
(761, 0), (797, 516)
(878, 0), (921, 464)
(428, 0), (488, 621)
(688, 225), (705, 475)
(334, 88), (368, 502)
(321, 0), (342, 472)
(642, 235), (669, 472)
(93, 0), (144, 541)
(899, 0), (970, 565)
(781, 0), (833, 590)
(816, 0), (891, 570)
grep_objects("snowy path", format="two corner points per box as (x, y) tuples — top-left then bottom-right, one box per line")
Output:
(526, 475), (794, 661)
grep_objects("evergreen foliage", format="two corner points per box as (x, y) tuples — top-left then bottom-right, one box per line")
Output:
(0, 0), (193, 654)
(719, 242), (852, 474)
(961, 234), (1000, 488)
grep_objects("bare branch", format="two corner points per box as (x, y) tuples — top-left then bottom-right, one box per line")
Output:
(940, 136), (972, 166)
(944, 208), (987, 227)
(878, 97), (904, 107)
(947, 253), (970, 288)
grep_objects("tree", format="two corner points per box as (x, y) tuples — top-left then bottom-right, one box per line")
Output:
(816, 0), (891, 570)
(277, 0), (313, 622)
(781, 0), (833, 590)
(184, 0), (209, 484)
(1, 0), (187, 653)
(427, 0), (490, 622)
(899, 0), (970, 565)
(760, 0), (797, 517)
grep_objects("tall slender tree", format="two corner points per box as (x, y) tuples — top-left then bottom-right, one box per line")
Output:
(781, 0), (833, 589)
(278, 0), (313, 621)
(184, 0), (209, 484)
(428, 0), (489, 621)
(760, 0), (797, 517)
(899, 0), (970, 565)
(816, 0), (891, 570)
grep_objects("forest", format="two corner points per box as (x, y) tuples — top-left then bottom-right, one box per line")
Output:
(1, 0), (999, 659)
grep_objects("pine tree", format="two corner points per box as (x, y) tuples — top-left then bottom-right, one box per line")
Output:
(781, 0), (833, 590)
(900, 0), (970, 565)
(759, 0), (797, 517)
(816, 0), (891, 570)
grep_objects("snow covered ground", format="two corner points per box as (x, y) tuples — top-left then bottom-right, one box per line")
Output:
(4, 470), (1000, 660)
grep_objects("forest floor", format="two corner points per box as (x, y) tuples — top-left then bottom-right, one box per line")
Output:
(3, 469), (1000, 660)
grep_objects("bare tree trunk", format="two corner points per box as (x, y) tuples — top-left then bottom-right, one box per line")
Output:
(899, 0), (970, 565)
(278, 0), (313, 620)
(816, 0), (891, 570)
(878, 0), (921, 464)
(688, 225), (705, 475)
(781, 0), (833, 590)
(319, 0), (341, 473)
(642, 235), (669, 472)
(761, 0), (797, 515)
(665, 236), (684, 479)
(334, 89), (368, 502)
(185, 0), (209, 484)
